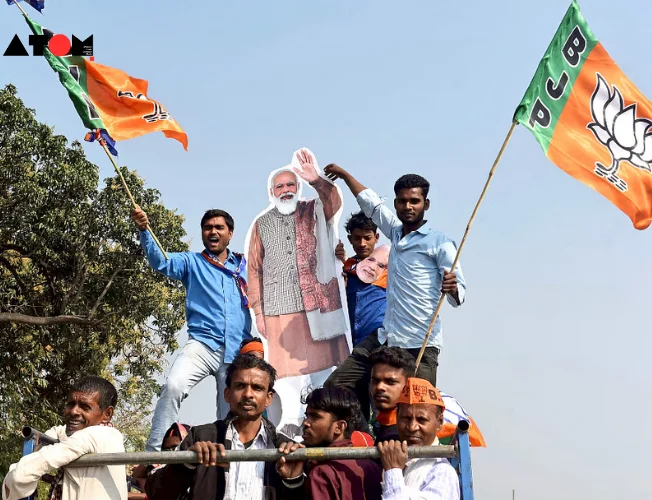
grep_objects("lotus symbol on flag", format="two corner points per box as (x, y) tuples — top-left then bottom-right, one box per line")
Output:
(587, 74), (652, 192)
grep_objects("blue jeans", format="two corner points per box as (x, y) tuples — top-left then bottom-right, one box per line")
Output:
(145, 339), (229, 451)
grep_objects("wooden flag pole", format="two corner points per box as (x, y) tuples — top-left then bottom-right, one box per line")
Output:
(414, 120), (518, 371)
(12, 1), (27, 16)
(10, 3), (168, 258)
(98, 138), (169, 260)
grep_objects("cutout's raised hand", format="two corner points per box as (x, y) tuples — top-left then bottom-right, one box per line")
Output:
(293, 149), (319, 184)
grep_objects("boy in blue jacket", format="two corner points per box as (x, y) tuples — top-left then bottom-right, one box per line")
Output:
(336, 211), (388, 347)
(334, 212), (389, 427)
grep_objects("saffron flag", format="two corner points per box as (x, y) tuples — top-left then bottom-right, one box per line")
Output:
(23, 15), (188, 153)
(6, 0), (44, 13)
(437, 392), (486, 448)
(514, 0), (652, 229)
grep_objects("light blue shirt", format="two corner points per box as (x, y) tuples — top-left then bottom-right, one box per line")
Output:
(140, 230), (252, 362)
(356, 189), (466, 350)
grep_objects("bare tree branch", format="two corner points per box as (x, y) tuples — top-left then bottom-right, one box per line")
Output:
(89, 268), (121, 319)
(0, 313), (93, 325)
(95, 305), (131, 325)
(60, 262), (89, 314)
(69, 263), (90, 308)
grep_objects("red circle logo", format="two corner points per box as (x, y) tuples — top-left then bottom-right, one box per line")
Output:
(48, 34), (71, 57)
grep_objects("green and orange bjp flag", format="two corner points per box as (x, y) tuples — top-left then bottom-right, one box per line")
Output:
(514, 0), (652, 229)
(23, 15), (188, 153)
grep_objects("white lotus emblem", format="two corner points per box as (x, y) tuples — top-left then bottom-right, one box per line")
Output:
(587, 74), (652, 192)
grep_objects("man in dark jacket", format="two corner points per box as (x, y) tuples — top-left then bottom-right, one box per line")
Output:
(277, 386), (382, 500)
(146, 354), (301, 500)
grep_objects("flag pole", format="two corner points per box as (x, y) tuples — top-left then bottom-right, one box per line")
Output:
(11, 2), (169, 259)
(414, 120), (518, 371)
(12, 0), (28, 17)
(97, 138), (170, 260)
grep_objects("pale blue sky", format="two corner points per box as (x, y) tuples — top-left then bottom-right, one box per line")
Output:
(2, 1), (652, 498)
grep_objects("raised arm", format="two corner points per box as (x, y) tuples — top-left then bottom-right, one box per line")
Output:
(132, 206), (189, 281)
(324, 163), (367, 197)
(293, 150), (342, 221)
(310, 177), (342, 222)
(324, 164), (401, 239)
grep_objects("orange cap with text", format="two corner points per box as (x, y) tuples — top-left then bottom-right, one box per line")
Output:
(398, 378), (445, 408)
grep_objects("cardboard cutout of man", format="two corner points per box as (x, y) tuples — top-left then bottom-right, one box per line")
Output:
(355, 244), (390, 284)
(245, 147), (351, 438)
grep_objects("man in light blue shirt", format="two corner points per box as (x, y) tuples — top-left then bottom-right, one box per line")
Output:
(323, 164), (465, 391)
(131, 206), (252, 452)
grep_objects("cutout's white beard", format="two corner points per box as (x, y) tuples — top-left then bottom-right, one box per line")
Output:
(273, 193), (299, 215)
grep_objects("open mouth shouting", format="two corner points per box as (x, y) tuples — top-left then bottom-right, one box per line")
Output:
(206, 235), (221, 250)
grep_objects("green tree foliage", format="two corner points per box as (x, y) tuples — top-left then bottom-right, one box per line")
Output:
(0, 84), (188, 479)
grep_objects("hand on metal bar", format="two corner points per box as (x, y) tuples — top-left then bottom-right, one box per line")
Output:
(65, 444), (457, 467)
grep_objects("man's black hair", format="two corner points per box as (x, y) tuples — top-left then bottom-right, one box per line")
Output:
(303, 386), (361, 438)
(164, 422), (192, 440)
(226, 354), (277, 392)
(369, 346), (416, 378)
(70, 376), (118, 410)
(394, 174), (430, 199)
(201, 209), (234, 232)
(344, 211), (378, 234)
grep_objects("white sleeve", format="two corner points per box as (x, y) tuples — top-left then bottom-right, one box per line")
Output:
(356, 188), (402, 239)
(2, 428), (98, 500)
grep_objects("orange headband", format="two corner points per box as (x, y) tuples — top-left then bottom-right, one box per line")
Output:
(397, 378), (445, 408)
(240, 341), (264, 355)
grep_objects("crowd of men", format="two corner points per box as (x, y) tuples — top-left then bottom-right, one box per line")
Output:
(2, 153), (467, 500)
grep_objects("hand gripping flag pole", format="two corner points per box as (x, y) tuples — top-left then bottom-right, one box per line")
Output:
(11, 3), (171, 259)
(414, 120), (517, 371)
(97, 136), (169, 260)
